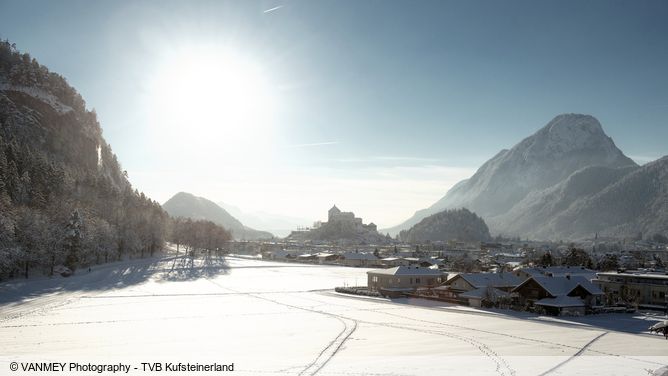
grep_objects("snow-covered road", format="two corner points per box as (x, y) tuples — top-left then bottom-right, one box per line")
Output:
(1, 256), (666, 375)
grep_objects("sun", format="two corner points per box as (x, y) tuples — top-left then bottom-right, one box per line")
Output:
(147, 46), (276, 151)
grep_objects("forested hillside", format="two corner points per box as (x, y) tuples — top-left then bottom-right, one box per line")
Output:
(398, 208), (491, 243)
(0, 40), (171, 279)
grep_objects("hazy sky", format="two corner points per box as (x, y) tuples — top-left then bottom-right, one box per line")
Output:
(1, 0), (667, 228)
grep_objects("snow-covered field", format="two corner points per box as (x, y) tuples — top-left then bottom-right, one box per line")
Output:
(1, 256), (667, 376)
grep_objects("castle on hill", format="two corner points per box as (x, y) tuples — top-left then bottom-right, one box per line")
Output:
(314, 205), (377, 232)
(288, 204), (386, 244)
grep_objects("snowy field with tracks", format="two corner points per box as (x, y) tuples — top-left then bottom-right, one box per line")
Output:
(1, 255), (667, 376)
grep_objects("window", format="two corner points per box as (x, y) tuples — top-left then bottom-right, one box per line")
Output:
(416, 278), (421, 284)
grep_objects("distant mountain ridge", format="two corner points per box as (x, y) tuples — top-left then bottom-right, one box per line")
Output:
(529, 156), (668, 240)
(163, 192), (273, 240)
(217, 201), (310, 238)
(385, 114), (666, 240)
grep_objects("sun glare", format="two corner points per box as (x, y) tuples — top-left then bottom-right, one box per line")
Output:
(147, 47), (275, 152)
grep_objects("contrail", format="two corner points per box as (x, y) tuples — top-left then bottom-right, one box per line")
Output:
(263, 5), (284, 13)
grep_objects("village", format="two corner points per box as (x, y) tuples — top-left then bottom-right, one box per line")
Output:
(261, 248), (667, 318)
(223, 234), (668, 322)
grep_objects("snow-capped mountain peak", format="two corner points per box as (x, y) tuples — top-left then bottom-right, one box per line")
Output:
(517, 114), (623, 162)
(383, 114), (640, 237)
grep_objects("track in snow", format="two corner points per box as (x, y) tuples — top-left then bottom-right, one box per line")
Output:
(205, 278), (359, 376)
(537, 331), (609, 376)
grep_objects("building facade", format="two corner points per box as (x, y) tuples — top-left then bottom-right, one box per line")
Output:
(594, 271), (668, 309)
(367, 266), (446, 297)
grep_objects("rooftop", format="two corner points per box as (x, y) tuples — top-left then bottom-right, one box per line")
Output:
(514, 275), (603, 296)
(367, 266), (445, 276)
(451, 272), (523, 288)
(341, 252), (378, 260)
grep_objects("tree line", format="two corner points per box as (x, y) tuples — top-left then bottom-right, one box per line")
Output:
(169, 217), (232, 255)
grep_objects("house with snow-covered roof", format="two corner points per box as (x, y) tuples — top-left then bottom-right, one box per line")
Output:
(315, 252), (339, 264)
(381, 257), (410, 267)
(266, 249), (297, 260)
(367, 266), (446, 297)
(434, 272), (522, 304)
(297, 253), (317, 262)
(512, 275), (603, 316)
(449, 272), (523, 290)
(340, 252), (378, 267)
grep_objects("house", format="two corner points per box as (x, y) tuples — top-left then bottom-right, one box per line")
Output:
(512, 275), (604, 315)
(381, 257), (410, 267)
(436, 272), (522, 304)
(493, 252), (525, 267)
(594, 271), (668, 309)
(297, 253), (317, 263)
(402, 257), (421, 265)
(266, 249), (295, 261)
(417, 258), (444, 268)
(340, 252), (378, 267)
(315, 252), (339, 264)
(367, 266), (446, 298)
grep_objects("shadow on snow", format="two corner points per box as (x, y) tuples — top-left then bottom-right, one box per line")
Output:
(0, 252), (230, 308)
(386, 296), (667, 336)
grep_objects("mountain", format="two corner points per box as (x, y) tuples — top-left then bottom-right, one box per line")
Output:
(0, 40), (169, 278)
(528, 156), (668, 240)
(163, 192), (273, 240)
(398, 208), (491, 243)
(217, 201), (310, 238)
(486, 164), (636, 239)
(385, 114), (649, 240)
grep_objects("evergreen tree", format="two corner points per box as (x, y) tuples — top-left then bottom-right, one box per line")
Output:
(63, 210), (83, 272)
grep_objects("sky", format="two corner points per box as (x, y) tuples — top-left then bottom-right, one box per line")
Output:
(1, 0), (667, 229)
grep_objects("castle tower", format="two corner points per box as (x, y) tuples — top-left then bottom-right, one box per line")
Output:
(328, 205), (341, 221)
